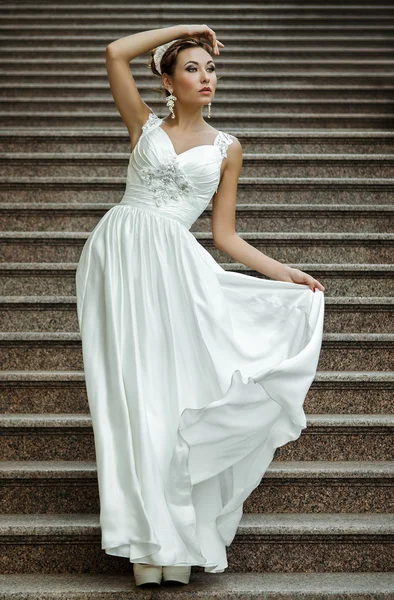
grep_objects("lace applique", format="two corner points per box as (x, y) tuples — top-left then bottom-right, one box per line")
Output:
(214, 132), (234, 193)
(139, 158), (193, 207)
(216, 132), (234, 160)
(142, 111), (160, 134)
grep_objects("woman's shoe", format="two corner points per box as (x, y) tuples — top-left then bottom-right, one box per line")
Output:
(132, 562), (162, 587)
(162, 565), (191, 585)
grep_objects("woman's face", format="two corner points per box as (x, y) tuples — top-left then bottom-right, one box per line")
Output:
(164, 47), (217, 106)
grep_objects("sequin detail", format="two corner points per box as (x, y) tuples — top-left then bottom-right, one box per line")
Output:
(216, 132), (234, 160)
(214, 133), (234, 193)
(142, 111), (160, 134)
(139, 159), (193, 207)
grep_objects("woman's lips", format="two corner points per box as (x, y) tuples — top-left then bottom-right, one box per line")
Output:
(199, 89), (211, 93)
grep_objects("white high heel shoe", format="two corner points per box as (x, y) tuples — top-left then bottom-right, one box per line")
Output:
(162, 565), (191, 585)
(132, 562), (162, 586)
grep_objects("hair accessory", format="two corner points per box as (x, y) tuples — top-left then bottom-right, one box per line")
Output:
(153, 39), (182, 74)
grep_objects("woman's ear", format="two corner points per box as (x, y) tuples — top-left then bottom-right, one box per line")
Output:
(162, 74), (172, 92)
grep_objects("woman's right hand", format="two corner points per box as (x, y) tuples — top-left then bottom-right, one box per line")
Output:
(280, 265), (325, 293)
(180, 24), (225, 55)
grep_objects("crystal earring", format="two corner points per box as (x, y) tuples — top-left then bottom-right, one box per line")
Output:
(207, 102), (211, 119)
(166, 89), (177, 119)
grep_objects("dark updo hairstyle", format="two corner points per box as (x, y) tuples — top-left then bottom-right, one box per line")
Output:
(148, 37), (221, 99)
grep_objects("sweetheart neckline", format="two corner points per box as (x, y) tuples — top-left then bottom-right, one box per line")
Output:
(157, 120), (222, 159)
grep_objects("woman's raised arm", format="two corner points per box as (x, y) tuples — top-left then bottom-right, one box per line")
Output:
(105, 25), (187, 141)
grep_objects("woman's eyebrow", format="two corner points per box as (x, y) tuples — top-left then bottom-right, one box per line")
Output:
(184, 60), (215, 66)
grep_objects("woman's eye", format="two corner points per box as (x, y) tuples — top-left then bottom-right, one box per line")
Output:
(186, 67), (215, 72)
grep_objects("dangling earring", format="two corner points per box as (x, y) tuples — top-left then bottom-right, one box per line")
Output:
(166, 88), (177, 119)
(207, 102), (211, 119)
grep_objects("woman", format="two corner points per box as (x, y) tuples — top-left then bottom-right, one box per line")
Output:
(75, 23), (325, 588)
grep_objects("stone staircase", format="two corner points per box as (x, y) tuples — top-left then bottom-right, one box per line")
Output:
(0, 1), (393, 597)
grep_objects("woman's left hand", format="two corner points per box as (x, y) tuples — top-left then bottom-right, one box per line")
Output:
(280, 265), (325, 293)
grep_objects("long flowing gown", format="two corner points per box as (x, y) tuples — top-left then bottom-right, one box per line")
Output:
(75, 109), (325, 573)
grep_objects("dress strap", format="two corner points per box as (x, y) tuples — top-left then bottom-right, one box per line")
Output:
(214, 131), (234, 160)
(213, 132), (234, 194)
(141, 110), (161, 134)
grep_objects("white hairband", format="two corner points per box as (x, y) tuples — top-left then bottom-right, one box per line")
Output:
(153, 39), (182, 75)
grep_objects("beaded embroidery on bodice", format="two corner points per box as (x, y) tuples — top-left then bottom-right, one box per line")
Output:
(120, 110), (235, 228)
(139, 157), (193, 207)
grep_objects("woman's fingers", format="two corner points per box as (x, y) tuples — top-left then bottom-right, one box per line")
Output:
(208, 34), (219, 53)
(281, 267), (325, 292)
(312, 276), (325, 292)
(187, 24), (225, 54)
(202, 25), (224, 54)
(308, 276), (325, 293)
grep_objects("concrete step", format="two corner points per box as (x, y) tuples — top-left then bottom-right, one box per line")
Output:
(205, 232), (394, 263)
(0, 263), (392, 298)
(2, 6), (394, 19)
(2, 109), (393, 129)
(0, 231), (392, 264)
(2, 332), (391, 371)
(0, 19), (393, 31)
(322, 297), (394, 332)
(3, 46), (394, 61)
(2, 128), (393, 154)
(2, 33), (393, 50)
(277, 414), (394, 461)
(0, 411), (392, 461)
(2, 69), (393, 87)
(3, 83), (394, 102)
(0, 512), (392, 573)
(0, 459), (392, 515)
(307, 371), (394, 414)
(2, 2), (393, 9)
(2, 153), (394, 179)
(1, 572), (394, 599)
(318, 333), (394, 371)
(1, 176), (393, 204)
(0, 370), (392, 415)
(0, 295), (392, 334)
(248, 460), (394, 513)
(198, 204), (394, 232)
(2, 2), (393, 11)
(1, 203), (392, 234)
(4, 13), (394, 27)
(4, 98), (394, 116)
(2, 23), (394, 35)
(3, 57), (394, 74)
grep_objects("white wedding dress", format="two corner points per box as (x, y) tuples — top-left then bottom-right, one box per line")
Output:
(75, 109), (325, 573)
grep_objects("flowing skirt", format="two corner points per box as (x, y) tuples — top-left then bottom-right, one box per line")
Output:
(75, 203), (325, 573)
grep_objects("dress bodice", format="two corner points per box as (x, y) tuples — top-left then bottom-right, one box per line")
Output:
(119, 111), (234, 229)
